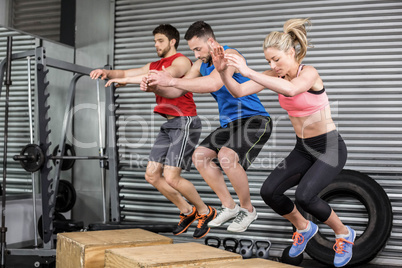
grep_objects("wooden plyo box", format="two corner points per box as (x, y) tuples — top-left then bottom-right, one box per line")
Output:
(56, 228), (173, 268)
(104, 242), (243, 268)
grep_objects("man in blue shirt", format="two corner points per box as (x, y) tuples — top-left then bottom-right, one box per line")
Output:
(143, 21), (272, 233)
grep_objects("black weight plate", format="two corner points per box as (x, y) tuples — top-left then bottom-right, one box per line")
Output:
(20, 144), (45, 172)
(55, 180), (77, 213)
(52, 144), (76, 170)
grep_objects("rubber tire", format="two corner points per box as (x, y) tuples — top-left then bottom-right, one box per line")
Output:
(281, 245), (304, 266)
(301, 169), (393, 266)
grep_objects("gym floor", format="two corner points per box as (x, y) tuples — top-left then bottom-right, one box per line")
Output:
(5, 255), (402, 268)
(301, 259), (401, 268)
(5, 237), (401, 268)
(6, 255), (55, 268)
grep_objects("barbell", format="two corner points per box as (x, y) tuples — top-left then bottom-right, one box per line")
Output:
(13, 143), (107, 172)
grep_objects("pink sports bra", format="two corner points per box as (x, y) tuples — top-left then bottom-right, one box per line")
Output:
(278, 64), (329, 117)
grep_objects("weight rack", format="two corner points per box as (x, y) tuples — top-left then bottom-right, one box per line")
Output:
(0, 46), (121, 256)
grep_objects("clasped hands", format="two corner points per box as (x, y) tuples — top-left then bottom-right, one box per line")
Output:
(140, 66), (175, 92)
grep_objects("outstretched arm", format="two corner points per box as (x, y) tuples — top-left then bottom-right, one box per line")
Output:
(104, 75), (144, 87)
(211, 46), (265, 98)
(90, 63), (151, 88)
(139, 60), (203, 98)
(94, 56), (193, 88)
(146, 59), (227, 94)
(225, 53), (319, 97)
(140, 76), (187, 99)
(104, 57), (192, 88)
(90, 63), (151, 80)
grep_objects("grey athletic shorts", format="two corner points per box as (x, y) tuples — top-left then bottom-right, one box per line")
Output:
(149, 116), (202, 171)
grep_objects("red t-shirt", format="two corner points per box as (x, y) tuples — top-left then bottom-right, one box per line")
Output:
(149, 53), (197, 117)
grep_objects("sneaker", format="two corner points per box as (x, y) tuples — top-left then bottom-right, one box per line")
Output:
(208, 204), (240, 228)
(172, 206), (197, 235)
(193, 206), (217, 239)
(289, 221), (318, 257)
(227, 207), (258, 233)
(333, 226), (356, 267)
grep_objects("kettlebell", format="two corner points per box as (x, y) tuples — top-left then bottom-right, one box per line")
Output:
(204, 236), (221, 248)
(255, 240), (271, 259)
(223, 237), (239, 253)
(239, 239), (254, 259)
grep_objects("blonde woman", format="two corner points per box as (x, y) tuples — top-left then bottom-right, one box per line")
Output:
(212, 18), (355, 267)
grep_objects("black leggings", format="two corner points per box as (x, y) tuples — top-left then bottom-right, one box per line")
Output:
(260, 130), (347, 222)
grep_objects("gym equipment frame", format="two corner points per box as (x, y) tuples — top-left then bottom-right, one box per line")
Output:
(0, 45), (120, 258)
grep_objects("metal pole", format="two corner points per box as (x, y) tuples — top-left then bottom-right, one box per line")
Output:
(50, 156), (107, 160)
(27, 57), (34, 143)
(1, 36), (12, 268)
(27, 56), (38, 247)
(97, 79), (107, 223)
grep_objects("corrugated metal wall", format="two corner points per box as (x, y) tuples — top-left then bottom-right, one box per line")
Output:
(11, 0), (61, 43)
(0, 27), (36, 194)
(113, 0), (402, 264)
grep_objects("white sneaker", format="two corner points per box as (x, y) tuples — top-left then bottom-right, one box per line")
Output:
(207, 204), (240, 228)
(227, 207), (257, 232)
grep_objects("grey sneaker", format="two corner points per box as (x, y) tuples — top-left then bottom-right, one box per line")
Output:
(207, 204), (240, 228)
(227, 207), (257, 232)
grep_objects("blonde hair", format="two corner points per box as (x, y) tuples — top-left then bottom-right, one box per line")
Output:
(263, 18), (312, 63)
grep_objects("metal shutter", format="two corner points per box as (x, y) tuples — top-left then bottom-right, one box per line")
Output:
(0, 27), (37, 193)
(113, 0), (402, 264)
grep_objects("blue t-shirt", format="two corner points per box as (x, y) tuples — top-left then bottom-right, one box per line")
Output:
(200, 46), (269, 127)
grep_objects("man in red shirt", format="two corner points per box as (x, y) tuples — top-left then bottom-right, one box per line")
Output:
(90, 24), (216, 239)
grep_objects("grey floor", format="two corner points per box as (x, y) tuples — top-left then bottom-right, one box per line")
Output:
(5, 255), (55, 268)
(301, 259), (401, 268)
(6, 254), (402, 268)
(5, 235), (401, 268)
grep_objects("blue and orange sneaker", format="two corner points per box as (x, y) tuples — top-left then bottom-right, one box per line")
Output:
(289, 221), (318, 257)
(333, 226), (356, 267)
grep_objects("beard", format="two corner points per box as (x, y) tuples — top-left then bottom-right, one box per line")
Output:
(157, 45), (171, 58)
(201, 54), (212, 64)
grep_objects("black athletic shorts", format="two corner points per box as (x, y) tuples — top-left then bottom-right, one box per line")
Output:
(199, 115), (272, 170)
